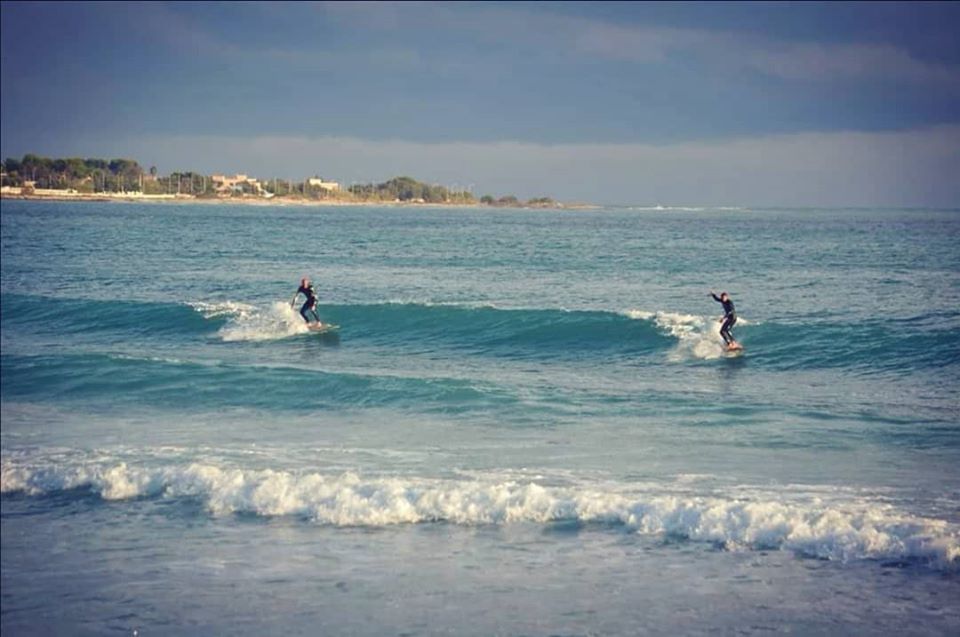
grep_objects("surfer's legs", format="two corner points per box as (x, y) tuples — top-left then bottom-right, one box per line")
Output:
(300, 301), (320, 324)
(720, 315), (736, 345)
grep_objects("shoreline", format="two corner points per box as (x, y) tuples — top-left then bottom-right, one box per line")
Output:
(0, 189), (597, 210)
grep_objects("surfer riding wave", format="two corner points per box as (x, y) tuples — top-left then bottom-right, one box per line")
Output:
(292, 277), (321, 326)
(710, 291), (739, 349)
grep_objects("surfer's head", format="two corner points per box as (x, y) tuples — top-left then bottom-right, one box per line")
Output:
(301, 277), (309, 287)
(720, 292), (729, 301)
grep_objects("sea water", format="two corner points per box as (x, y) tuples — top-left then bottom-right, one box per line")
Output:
(1, 200), (958, 635)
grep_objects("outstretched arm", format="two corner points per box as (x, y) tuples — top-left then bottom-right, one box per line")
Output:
(710, 291), (722, 303)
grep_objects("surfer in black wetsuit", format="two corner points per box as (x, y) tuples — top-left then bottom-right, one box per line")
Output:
(710, 291), (738, 348)
(292, 277), (321, 325)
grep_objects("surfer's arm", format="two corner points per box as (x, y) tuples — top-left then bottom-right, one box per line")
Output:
(710, 292), (722, 303)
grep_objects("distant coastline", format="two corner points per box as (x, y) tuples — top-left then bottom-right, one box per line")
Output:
(0, 154), (595, 210)
(0, 187), (596, 210)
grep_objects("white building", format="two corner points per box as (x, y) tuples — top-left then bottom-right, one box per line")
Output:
(212, 174), (264, 195)
(307, 177), (340, 192)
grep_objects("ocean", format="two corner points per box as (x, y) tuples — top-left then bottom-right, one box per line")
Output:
(1, 200), (958, 635)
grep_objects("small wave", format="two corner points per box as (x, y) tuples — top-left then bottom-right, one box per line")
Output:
(620, 206), (747, 212)
(1, 293), (223, 337)
(2, 454), (956, 569)
(637, 206), (706, 212)
(0, 293), (737, 359)
(737, 318), (960, 373)
(290, 302), (675, 357)
(6, 293), (954, 372)
(0, 351), (517, 412)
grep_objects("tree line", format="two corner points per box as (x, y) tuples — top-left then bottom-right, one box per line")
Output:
(347, 176), (474, 203)
(2, 154), (147, 192)
(1, 154), (559, 206)
(348, 177), (555, 207)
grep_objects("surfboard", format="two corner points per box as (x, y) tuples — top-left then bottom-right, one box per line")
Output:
(307, 323), (339, 334)
(724, 342), (744, 356)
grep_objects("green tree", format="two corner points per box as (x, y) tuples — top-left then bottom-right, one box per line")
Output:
(3, 158), (22, 185)
(65, 158), (88, 180)
(109, 159), (142, 180)
(20, 154), (52, 185)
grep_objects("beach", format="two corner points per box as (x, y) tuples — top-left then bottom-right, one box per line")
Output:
(0, 187), (590, 210)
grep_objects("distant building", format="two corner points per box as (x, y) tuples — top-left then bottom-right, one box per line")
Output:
(307, 177), (340, 192)
(212, 173), (263, 195)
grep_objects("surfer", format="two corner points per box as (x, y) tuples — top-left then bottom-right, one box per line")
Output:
(292, 277), (321, 326)
(710, 291), (739, 348)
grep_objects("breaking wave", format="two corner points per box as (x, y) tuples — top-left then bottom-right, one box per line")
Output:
(2, 453), (957, 570)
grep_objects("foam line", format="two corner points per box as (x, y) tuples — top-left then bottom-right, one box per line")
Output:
(3, 456), (956, 568)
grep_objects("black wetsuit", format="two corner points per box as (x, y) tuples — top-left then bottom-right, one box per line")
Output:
(296, 284), (320, 323)
(712, 293), (737, 345)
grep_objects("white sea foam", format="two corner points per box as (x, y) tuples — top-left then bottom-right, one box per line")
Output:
(626, 309), (732, 360)
(623, 206), (747, 212)
(217, 301), (310, 342)
(2, 456), (956, 568)
(109, 353), (184, 365)
(633, 205), (707, 212)
(190, 301), (258, 320)
(382, 298), (498, 309)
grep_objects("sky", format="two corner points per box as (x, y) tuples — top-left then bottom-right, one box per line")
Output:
(2, 1), (959, 206)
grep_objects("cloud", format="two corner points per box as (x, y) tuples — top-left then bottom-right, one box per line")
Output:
(574, 23), (698, 63)
(742, 41), (960, 86)
(48, 126), (960, 208)
(132, 2), (245, 59)
(571, 21), (960, 88)
(310, 2), (960, 88)
(315, 0), (417, 31)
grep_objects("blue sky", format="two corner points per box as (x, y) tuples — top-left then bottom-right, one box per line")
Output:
(2, 1), (958, 206)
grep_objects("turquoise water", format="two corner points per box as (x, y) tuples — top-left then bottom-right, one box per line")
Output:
(2, 200), (959, 635)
